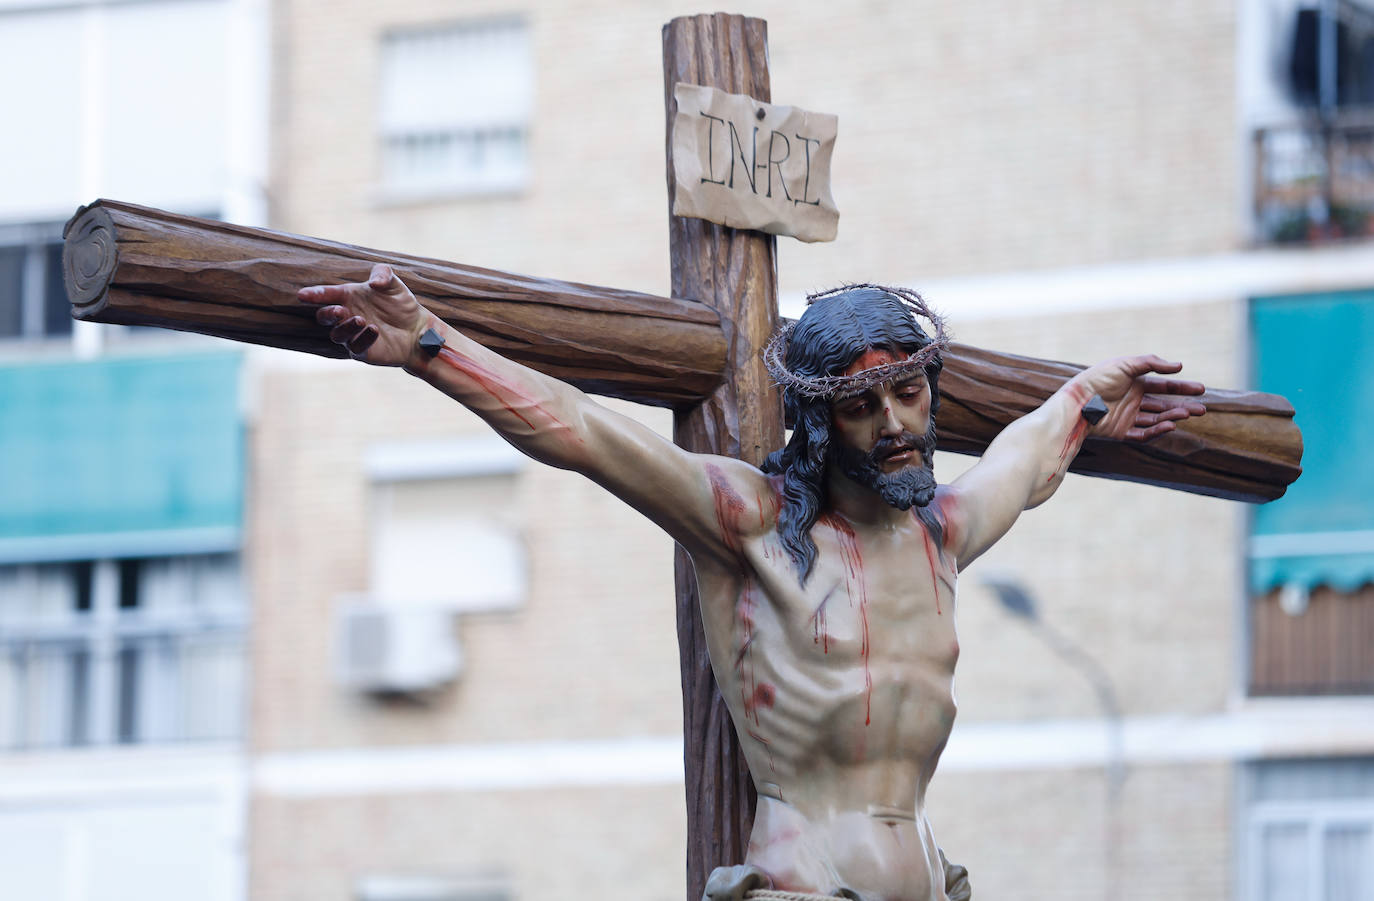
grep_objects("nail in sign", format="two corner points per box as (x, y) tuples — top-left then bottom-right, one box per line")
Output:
(671, 83), (839, 243)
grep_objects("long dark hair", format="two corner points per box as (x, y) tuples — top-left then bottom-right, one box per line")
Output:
(761, 286), (943, 583)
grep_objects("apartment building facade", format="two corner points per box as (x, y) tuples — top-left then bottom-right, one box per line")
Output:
(2, 1), (1372, 900)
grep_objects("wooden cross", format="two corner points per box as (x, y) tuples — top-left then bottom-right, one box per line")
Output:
(61, 14), (1300, 899)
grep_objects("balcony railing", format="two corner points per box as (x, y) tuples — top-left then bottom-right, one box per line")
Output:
(1254, 115), (1374, 244)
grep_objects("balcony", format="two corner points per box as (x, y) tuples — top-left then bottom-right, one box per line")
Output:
(1254, 116), (1374, 244)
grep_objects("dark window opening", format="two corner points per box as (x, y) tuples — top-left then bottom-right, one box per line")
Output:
(118, 558), (141, 610)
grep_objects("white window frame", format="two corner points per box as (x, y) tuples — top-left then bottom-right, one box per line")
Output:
(0, 220), (69, 345)
(364, 436), (529, 614)
(0, 554), (248, 750)
(375, 16), (533, 201)
(1240, 760), (1374, 901)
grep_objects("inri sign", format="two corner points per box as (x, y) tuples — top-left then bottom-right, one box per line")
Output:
(671, 83), (839, 243)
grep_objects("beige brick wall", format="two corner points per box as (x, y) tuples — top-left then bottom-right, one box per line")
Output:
(248, 763), (1231, 901)
(250, 784), (687, 901)
(272, 0), (1239, 298)
(930, 762), (1232, 901)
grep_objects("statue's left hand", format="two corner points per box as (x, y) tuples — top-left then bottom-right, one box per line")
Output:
(1077, 354), (1206, 441)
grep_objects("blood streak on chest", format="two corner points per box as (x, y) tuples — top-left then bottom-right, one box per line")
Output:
(919, 527), (944, 617)
(809, 585), (834, 653)
(706, 466), (768, 735)
(706, 465), (747, 561)
(735, 577), (762, 725)
(822, 514), (872, 726)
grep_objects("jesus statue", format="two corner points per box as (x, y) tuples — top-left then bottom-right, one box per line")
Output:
(298, 266), (1206, 901)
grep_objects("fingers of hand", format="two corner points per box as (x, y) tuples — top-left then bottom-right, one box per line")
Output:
(1134, 408), (1188, 428)
(1139, 396), (1207, 416)
(298, 284), (349, 305)
(1140, 376), (1206, 396)
(348, 324), (380, 357)
(315, 304), (349, 327)
(369, 263), (410, 297)
(330, 316), (369, 345)
(368, 263), (394, 291)
(1143, 354), (1182, 374)
(1125, 421), (1177, 441)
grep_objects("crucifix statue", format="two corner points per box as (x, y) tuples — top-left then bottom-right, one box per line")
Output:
(61, 14), (1301, 901)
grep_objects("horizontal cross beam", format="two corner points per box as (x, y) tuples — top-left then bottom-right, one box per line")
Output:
(64, 199), (1302, 503)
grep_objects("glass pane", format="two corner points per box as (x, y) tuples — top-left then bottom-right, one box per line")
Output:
(0, 649), (22, 749)
(139, 553), (242, 614)
(116, 644), (139, 743)
(118, 558), (142, 610)
(1324, 823), (1373, 901)
(0, 564), (83, 624)
(67, 648), (90, 746)
(0, 246), (22, 337)
(181, 633), (244, 740)
(25, 642), (82, 749)
(42, 243), (71, 337)
(1253, 758), (1374, 803)
(1262, 821), (1310, 901)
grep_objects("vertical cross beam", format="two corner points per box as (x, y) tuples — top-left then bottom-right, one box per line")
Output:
(663, 14), (783, 901)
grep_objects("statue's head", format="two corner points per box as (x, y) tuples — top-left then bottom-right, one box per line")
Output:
(762, 284), (947, 582)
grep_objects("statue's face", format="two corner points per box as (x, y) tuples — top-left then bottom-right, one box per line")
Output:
(827, 349), (932, 466)
(826, 349), (938, 510)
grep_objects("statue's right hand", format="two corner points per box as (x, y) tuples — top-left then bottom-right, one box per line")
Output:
(297, 263), (429, 367)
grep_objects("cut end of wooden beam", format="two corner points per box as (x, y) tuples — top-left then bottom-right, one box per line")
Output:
(63, 202), (118, 317)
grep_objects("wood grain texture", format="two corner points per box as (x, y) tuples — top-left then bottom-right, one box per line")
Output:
(61, 200), (1301, 503)
(62, 200), (727, 407)
(664, 13), (782, 901)
(935, 343), (1304, 502)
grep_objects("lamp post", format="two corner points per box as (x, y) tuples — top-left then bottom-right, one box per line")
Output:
(983, 577), (1126, 900)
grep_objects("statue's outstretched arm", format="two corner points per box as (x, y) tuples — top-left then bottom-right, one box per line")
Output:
(938, 354), (1206, 570)
(298, 264), (772, 566)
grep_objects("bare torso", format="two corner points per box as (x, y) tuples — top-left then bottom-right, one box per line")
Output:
(695, 475), (961, 901)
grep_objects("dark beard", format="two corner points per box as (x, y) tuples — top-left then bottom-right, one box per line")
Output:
(828, 422), (938, 510)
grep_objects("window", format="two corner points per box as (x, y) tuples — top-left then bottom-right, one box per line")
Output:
(1241, 758), (1374, 901)
(1248, 291), (1374, 694)
(0, 221), (70, 342)
(0, 554), (246, 749)
(334, 438), (527, 694)
(378, 18), (533, 197)
(366, 436), (528, 611)
(1246, 0), (1374, 242)
(0, 217), (218, 350)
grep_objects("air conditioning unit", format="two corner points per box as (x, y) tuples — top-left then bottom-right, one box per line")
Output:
(336, 599), (462, 693)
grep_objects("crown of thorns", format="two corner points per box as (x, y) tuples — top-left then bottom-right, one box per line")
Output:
(763, 284), (949, 400)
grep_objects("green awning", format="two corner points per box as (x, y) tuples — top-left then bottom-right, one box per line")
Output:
(1250, 291), (1374, 592)
(0, 351), (243, 563)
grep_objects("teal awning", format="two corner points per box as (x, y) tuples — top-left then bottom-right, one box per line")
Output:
(1250, 291), (1374, 592)
(0, 351), (243, 563)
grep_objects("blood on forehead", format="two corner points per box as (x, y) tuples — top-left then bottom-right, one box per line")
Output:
(843, 348), (903, 377)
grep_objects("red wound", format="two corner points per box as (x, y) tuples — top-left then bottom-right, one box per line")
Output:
(920, 526), (945, 616)
(434, 346), (573, 436)
(1049, 418), (1089, 483)
(706, 464), (748, 561)
(823, 514), (872, 726)
(809, 587), (833, 654)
